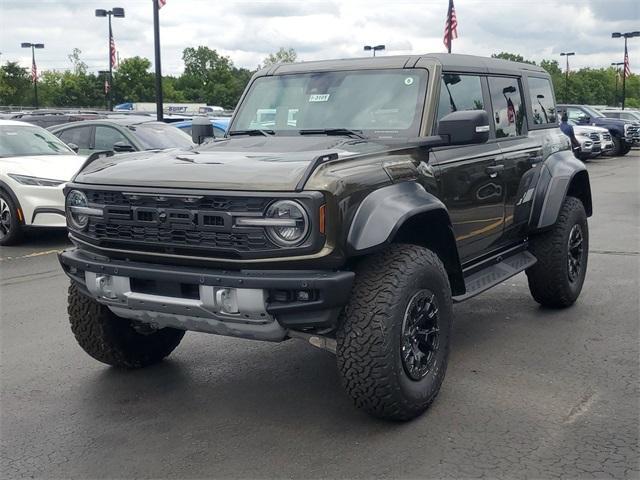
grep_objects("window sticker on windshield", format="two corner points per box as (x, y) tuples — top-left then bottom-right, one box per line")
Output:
(309, 94), (330, 102)
(404, 77), (414, 86)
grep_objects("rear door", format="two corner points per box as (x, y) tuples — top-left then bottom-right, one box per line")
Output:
(430, 73), (506, 263)
(488, 75), (541, 246)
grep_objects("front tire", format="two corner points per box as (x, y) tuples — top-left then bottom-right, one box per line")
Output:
(0, 190), (24, 246)
(526, 196), (588, 308)
(336, 244), (453, 421)
(68, 283), (185, 368)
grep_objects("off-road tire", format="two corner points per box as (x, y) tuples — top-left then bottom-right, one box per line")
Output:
(68, 283), (185, 368)
(526, 196), (588, 308)
(336, 244), (453, 421)
(0, 190), (23, 246)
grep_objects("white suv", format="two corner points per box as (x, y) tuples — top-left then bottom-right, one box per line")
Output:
(0, 120), (86, 245)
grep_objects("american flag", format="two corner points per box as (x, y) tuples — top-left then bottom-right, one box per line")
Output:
(31, 58), (37, 84)
(110, 33), (117, 69)
(443, 0), (458, 53)
(158, 0), (167, 8)
(624, 44), (631, 78)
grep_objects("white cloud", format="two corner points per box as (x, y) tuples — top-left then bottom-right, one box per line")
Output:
(0, 0), (638, 75)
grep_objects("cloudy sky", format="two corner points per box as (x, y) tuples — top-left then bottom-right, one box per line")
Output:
(1, 0), (638, 75)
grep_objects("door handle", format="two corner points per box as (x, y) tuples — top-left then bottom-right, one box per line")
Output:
(485, 164), (504, 177)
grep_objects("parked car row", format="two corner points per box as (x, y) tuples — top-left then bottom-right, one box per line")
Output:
(557, 104), (640, 156)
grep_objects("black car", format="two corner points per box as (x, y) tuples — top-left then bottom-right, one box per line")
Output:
(48, 117), (194, 155)
(58, 53), (592, 421)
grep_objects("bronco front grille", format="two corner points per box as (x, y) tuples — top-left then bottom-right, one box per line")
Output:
(77, 189), (286, 259)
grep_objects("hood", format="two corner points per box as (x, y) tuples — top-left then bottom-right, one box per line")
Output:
(73, 136), (389, 191)
(591, 116), (629, 128)
(573, 125), (609, 134)
(1, 154), (85, 181)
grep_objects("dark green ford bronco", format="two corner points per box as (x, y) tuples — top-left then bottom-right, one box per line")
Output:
(59, 54), (591, 420)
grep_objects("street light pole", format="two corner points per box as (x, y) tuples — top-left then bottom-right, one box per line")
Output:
(611, 62), (624, 107)
(20, 42), (44, 108)
(95, 7), (125, 111)
(612, 31), (640, 110)
(560, 52), (575, 103)
(364, 45), (385, 57)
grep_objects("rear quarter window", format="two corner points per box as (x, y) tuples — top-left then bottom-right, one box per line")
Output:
(527, 77), (557, 127)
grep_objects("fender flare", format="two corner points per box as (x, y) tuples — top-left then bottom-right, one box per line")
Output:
(529, 149), (592, 231)
(347, 182), (465, 293)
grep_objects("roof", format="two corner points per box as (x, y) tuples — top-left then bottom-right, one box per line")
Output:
(0, 119), (35, 126)
(262, 53), (547, 76)
(51, 117), (160, 129)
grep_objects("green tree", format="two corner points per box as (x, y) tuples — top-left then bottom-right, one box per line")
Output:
(178, 46), (243, 108)
(113, 56), (155, 103)
(261, 47), (298, 68)
(0, 61), (32, 105)
(491, 52), (535, 65)
(68, 48), (88, 75)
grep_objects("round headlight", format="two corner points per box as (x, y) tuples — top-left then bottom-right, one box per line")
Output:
(66, 190), (89, 230)
(265, 200), (309, 246)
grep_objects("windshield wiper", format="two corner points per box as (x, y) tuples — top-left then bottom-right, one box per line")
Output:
(298, 128), (366, 139)
(228, 129), (274, 137)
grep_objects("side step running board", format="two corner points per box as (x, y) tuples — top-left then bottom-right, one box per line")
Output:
(452, 251), (537, 303)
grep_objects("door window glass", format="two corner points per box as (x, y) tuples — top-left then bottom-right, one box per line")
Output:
(488, 77), (525, 138)
(527, 77), (557, 125)
(57, 126), (92, 149)
(94, 126), (130, 150)
(436, 74), (484, 122)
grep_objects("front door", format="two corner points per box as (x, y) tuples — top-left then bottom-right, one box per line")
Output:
(431, 73), (505, 263)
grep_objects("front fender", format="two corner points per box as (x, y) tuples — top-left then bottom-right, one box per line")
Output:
(347, 182), (447, 252)
(529, 150), (592, 231)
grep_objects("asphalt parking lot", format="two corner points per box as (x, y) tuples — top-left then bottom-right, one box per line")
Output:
(1, 151), (639, 479)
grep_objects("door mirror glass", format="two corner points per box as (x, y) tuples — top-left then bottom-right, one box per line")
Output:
(437, 110), (490, 145)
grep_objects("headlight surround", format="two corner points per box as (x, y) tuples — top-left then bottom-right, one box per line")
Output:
(8, 174), (64, 187)
(264, 200), (309, 247)
(66, 190), (89, 231)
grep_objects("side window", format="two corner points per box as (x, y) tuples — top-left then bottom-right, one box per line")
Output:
(566, 107), (586, 122)
(94, 126), (130, 150)
(57, 126), (92, 149)
(527, 77), (557, 126)
(436, 74), (484, 122)
(488, 77), (525, 138)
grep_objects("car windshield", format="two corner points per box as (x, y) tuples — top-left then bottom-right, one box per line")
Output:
(0, 124), (75, 157)
(129, 123), (195, 150)
(231, 69), (428, 138)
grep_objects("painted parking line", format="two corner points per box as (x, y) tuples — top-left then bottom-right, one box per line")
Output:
(0, 249), (64, 262)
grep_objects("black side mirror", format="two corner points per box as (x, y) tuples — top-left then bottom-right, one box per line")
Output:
(191, 116), (214, 145)
(67, 142), (79, 153)
(113, 141), (135, 152)
(437, 110), (490, 145)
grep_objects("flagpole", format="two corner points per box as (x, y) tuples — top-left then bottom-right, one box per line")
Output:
(153, 0), (164, 121)
(447, 0), (452, 53)
(622, 37), (627, 110)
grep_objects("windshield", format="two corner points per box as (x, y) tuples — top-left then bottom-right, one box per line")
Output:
(129, 123), (195, 150)
(0, 124), (75, 157)
(232, 69), (428, 138)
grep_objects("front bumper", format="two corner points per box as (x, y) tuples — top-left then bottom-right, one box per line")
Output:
(59, 248), (354, 341)
(9, 181), (66, 227)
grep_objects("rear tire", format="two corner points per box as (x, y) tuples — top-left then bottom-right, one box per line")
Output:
(68, 283), (185, 368)
(526, 196), (588, 308)
(619, 143), (632, 156)
(0, 190), (24, 246)
(336, 244), (453, 421)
